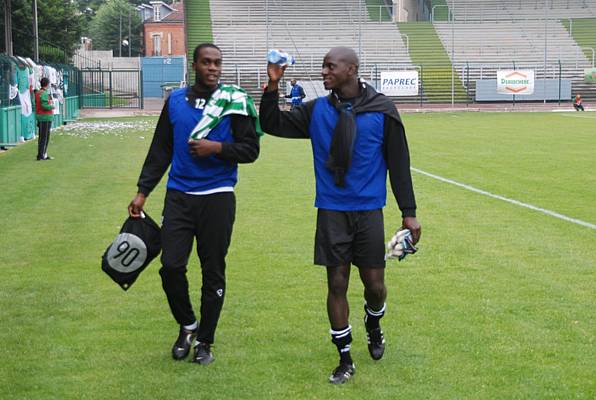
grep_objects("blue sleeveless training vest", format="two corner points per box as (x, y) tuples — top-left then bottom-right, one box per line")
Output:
(166, 87), (237, 193)
(309, 97), (387, 211)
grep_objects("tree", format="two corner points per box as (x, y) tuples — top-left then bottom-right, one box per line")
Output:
(88, 0), (143, 56)
(76, 0), (106, 35)
(76, 0), (105, 14)
(1, 0), (83, 62)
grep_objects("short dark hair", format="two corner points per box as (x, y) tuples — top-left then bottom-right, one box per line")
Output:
(40, 77), (49, 87)
(193, 43), (221, 63)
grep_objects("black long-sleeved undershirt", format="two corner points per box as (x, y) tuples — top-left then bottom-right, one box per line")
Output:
(137, 85), (260, 196)
(259, 89), (416, 217)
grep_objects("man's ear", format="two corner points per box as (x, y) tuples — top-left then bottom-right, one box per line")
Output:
(348, 63), (359, 77)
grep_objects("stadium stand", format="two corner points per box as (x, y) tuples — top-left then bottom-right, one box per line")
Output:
(184, 0), (596, 103)
(562, 18), (596, 64)
(444, 0), (596, 21)
(184, 1), (213, 69)
(433, 1), (596, 100)
(397, 22), (468, 102)
(209, 0), (414, 101)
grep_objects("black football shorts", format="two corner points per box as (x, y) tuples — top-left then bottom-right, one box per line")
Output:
(314, 208), (385, 268)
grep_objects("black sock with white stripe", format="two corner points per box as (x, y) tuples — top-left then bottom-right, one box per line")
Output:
(364, 302), (386, 331)
(330, 325), (353, 365)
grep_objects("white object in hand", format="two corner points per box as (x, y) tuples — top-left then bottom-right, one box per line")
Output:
(385, 229), (413, 260)
(267, 49), (295, 66)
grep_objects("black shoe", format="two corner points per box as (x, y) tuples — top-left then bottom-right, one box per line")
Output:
(366, 327), (385, 360)
(328, 363), (355, 384)
(192, 341), (214, 365)
(171, 327), (196, 360)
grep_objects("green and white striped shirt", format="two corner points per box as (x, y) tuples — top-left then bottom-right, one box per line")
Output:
(189, 84), (263, 140)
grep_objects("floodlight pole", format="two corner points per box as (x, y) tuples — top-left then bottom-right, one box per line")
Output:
(358, 0), (362, 61)
(128, 8), (131, 57)
(543, 1), (547, 104)
(265, 0), (269, 52)
(32, 0), (39, 62)
(451, 8), (455, 107)
(119, 13), (122, 57)
(4, 0), (13, 56)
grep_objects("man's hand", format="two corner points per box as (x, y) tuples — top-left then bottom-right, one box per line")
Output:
(266, 63), (287, 92)
(188, 139), (222, 157)
(128, 193), (146, 218)
(402, 216), (421, 244)
(386, 229), (417, 261)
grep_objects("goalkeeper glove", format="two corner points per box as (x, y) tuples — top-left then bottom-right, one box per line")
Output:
(385, 228), (417, 261)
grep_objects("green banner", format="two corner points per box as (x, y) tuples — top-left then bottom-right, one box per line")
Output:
(585, 68), (596, 83)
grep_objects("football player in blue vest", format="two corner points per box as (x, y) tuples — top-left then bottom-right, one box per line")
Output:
(260, 47), (421, 384)
(128, 43), (260, 365)
(285, 79), (306, 109)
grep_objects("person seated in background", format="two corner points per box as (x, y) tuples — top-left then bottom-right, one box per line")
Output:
(573, 94), (585, 111)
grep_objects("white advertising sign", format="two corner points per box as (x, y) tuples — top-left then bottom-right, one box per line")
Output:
(497, 70), (535, 95)
(380, 71), (419, 96)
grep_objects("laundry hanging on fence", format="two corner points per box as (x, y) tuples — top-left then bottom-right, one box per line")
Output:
(17, 90), (32, 116)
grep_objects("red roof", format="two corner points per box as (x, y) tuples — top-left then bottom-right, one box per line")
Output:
(162, 1), (184, 22)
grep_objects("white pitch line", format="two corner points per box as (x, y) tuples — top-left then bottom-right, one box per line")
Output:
(411, 167), (596, 230)
(558, 114), (596, 119)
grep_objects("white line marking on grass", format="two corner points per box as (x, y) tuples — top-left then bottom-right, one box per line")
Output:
(558, 114), (596, 119)
(552, 109), (596, 113)
(411, 167), (596, 230)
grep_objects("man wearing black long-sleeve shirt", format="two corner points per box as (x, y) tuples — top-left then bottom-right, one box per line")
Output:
(128, 43), (259, 365)
(260, 47), (421, 384)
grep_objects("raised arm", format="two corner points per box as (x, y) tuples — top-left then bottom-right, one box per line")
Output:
(259, 64), (312, 139)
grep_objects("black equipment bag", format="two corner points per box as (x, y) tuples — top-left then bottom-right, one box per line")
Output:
(101, 213), (161, 290)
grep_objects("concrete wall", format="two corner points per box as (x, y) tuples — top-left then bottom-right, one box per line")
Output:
(393, 0), (431, 22)
(72, 50), (140, 70)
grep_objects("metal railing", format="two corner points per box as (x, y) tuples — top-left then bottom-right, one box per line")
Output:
(213, 3), (399, 24)
(579, 46), (595, 67)
(80, 69), (143, 109)
(400, 33), (409, 53)
(431, 5), (452, 23)
(72, 51), (102, 70)
(206, 1), (596, 103)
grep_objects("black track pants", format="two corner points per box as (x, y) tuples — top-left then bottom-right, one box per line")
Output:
(37, 121), (52, 159)
(159, 189), (235, 344)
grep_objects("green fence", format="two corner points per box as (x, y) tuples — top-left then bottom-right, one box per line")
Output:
(51, 95), (82, 128)
(22, 110), (36, 141)
(1, 54), (83, 147)
(0, 106), (22, 147)
(81, 93), (107, 108)
(52, 109), (63, 129)
(64, 96), (80, 122)
(0, 96), (82, 147)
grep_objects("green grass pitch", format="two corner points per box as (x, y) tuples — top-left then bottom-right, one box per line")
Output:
(0, 112), (594, 399)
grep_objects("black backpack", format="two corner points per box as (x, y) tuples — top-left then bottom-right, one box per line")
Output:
(101, 213), (161, 290)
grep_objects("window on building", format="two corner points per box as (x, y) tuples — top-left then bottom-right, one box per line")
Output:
(153, 35), (161, 56)
(153, 6), (160, 21)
